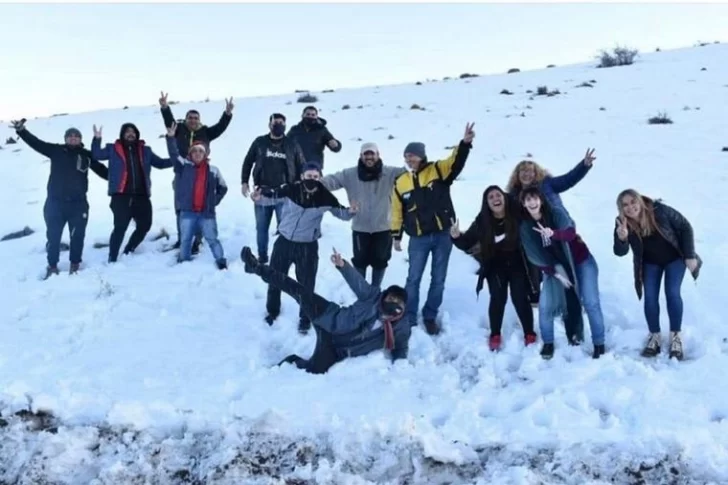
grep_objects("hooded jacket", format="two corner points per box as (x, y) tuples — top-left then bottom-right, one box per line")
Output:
(91, 123), (175, 196)
(16, 128), (108, 201)
(286, 117), (341, 169)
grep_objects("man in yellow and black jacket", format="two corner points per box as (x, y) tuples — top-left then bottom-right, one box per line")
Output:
(391, 123), (475, 335)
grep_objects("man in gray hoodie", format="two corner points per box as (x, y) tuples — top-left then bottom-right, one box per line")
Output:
(322, 142), (407, 287)
(241, 246), (410, 374)
(250, 161), (358, 333)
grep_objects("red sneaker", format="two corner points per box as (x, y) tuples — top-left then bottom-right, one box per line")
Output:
(524, 333), (537, 346)
(489, 334), (502, 351)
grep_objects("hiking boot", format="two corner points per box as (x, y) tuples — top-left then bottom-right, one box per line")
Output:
(298, 318), (311, 335)
(592, 344), (605, 359)
(171, 240), (181, 250)
(215, 258), (228, 270)
(524, 333), (537, 346)
(540, 343), (554, 359)
(44, 265), (60, 280)
(641, 333), (661, 357)
(669, 332), (684, 361)
(265, 314), (278, 326)
(240, 246), (260, 274)
(69, 263), (80, 275)
(423, 318), (441, 336)
(488, 334), (502, 351)
(258, 253), (269, 265)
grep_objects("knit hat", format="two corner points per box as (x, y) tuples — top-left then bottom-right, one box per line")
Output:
(403, 142), (426, 159)
(302, 161), (322, 173)
(64, 127), (82, 139)
(382, 285), (408, 304)
(360, 142), (379, 155)
(189, 141), (208, 156)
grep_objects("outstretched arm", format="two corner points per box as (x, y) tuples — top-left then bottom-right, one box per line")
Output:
(206, 110), (233, 140)
(321, 170), (346, 191)
(15, 127), (59, 158)
(336, 260), (379, 301)
(548, 155), (593, 193)
(149, 148), (175, 169)
(257, 182), (294, 200)
(165, 134), (187, 172)
(89, 159), (109, 180)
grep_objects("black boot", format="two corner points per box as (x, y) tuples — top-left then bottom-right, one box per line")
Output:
(298, 318), (311, 335)
(540, 343), (555, 359)
(423, 318), (441, 335)
(592, 344), (605, 359)
(191, 237), (202, 255)
(215, 258), (228, 270)
(241, 246), (261, 274)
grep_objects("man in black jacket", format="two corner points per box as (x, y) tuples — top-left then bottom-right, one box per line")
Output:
(11, 119), (108, 279)
(241, 113), (306, 263)
(159, 92), (234, 253)
(286, 106), (341, 171)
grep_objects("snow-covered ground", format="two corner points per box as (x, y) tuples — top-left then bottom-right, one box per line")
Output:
(1, 44), (728, 484)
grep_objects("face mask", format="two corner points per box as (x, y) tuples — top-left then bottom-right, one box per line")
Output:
(302, 179), (319, 191)
(380, 301), (404, 319)
(303, 117), (317, 126)
(271, 124), (285, 136)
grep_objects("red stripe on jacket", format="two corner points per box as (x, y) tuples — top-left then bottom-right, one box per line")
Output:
(192, 161), (209, 212)
(113, 141), (146, 193)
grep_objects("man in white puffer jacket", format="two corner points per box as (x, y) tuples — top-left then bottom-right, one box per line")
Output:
(322, 142), (407, 288)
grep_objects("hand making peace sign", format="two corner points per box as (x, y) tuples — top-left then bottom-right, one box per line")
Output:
(449, 218), (461, 238)
(583, 148), (597, 167)
(167, 122), (177, 138)
(93, 124), (103, 138)
(532, 221), (554, 239)
(225, 97), (234, 115)
(616, 216), (629, 241)
(159, 91), (168, 109)
(462, 122), (476, 144)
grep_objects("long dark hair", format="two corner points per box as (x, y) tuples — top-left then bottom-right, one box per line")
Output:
(519, 186), (554, 226)
(478, 185), (519, 259)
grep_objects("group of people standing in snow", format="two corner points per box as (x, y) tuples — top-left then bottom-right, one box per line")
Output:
(9, 94), (702, 373)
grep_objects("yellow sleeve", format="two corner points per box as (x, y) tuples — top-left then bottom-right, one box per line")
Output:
(433, 145), (459, 179)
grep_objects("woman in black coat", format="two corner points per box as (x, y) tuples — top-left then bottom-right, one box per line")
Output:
(451, 185), (538, 351)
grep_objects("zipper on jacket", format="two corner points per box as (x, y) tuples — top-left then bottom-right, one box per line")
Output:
(128, 145), (136, 195)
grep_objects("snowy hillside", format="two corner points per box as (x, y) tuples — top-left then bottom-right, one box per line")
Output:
(1, 44), (728, 484)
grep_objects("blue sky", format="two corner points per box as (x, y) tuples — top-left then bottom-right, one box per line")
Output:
(1, 2), (726, 120)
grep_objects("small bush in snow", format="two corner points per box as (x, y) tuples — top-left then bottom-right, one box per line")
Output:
(547, 64), (556, 68)
(341, 104), (351, 110)
(500, 89), (513, 95)
(388, 134), (395, 140)
(597, 46), (639, 68)
(576, 82), (594, 88)
(297, 93), (318, 103)
(701, 67), (707, 71)
(536, 86), (549, 96)
(5, 137), (17, 145)
(410, 103), (424, 110)
(459, 73), (478, 79)
(721, 147), (728, 152)
(507, 68), (520, 74)
(599, 107), (607, 111)
(647, 112), (673, 125)
(415, 81), (422, 85)
(322, 89), (335, 93)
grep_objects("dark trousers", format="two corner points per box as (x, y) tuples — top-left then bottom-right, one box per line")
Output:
(175, 209), (202, 246)
(108, 194), (152, 262)
(43, 198), (89, 267)
(254, 259), (341, 374)
(254, 202), (283, 261)
(485, 262), (535, 336)
(352, 230), (392, 286)
(266, 236), (319, 323)
(527, 262), (542, 305)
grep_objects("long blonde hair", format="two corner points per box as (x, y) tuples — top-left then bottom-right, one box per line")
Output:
(616, 189), (659, 237)
(505, 160), (552, 193)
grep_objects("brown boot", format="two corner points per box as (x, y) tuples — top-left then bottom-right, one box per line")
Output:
(423, 318), (441, 335)
(69, 263), (80, 275)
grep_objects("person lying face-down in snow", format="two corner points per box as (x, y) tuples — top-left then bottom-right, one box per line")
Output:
(241, 245), (411, 374)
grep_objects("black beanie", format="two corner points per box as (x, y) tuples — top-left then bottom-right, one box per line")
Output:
(382, 285), (408, 304)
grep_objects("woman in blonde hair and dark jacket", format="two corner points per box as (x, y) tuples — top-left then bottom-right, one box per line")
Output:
(613, 189), (702, 361)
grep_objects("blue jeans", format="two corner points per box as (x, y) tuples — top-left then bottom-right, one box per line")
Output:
(643, 259), (686, 333)
(44, 198), (88, 267)
(179, 211), (225, 263)
(404, 230), (453, 325)
(539, 254), (605, 345)
(254, 201), (283, 260)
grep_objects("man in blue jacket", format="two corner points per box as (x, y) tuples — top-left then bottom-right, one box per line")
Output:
(241, 246), (410, 374)
(91, 123), (174, 262)
(11, 119), (108, 279)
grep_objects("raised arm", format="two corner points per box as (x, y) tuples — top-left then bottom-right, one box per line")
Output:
(613, 218), (630, 257)
(337, 260), (379, 301)
(434, 123), (475, 183)
(159, 91), (177, 128)
(548, 149), (595, 193)
(165, 132), (186, 172)
(91, 126), (111, 160)
(206, 100), (233, 140)
(15, 126), (60, 158)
